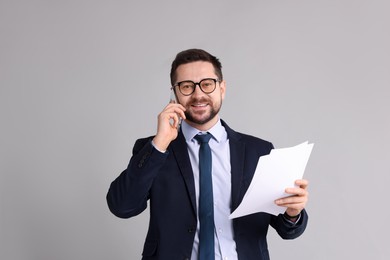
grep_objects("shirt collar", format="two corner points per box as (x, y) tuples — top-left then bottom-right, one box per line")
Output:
(181, 118), (225, 143)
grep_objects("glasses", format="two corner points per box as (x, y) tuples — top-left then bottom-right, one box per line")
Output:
(172, 78), (220, 96)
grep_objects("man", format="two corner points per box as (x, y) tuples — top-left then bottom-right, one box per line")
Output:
(107, 49), (309, 260)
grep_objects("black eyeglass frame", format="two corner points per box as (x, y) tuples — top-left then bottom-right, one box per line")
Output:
(171, 78), (220, 96)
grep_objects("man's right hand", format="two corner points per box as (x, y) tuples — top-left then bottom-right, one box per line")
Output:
(152, 102), (186, 152)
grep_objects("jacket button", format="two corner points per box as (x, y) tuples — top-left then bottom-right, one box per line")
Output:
(188, 227), (195, 233)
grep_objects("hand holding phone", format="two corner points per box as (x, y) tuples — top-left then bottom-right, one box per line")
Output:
(152, 90), (186, 151)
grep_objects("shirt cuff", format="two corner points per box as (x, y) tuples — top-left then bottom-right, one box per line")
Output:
(282, 212), (301, 225)
(151, 140), (167, 154)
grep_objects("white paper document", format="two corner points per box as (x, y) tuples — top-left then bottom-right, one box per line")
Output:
(229, 141), (314, 219)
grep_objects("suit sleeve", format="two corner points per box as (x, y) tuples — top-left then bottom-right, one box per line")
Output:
(270, 209), (308, 239)
(106, 138), (168, 218)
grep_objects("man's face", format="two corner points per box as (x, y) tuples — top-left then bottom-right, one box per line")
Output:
(174, 61), (226, 130)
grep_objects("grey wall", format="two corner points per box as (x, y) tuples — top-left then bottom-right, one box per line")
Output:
(1, 0), (389, 259)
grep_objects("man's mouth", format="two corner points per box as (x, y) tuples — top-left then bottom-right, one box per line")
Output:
(192, 103), (208, 107)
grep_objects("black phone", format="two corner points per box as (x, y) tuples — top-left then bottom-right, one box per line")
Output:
(170, 89), (177, 104)
(169, 89), (182, 128)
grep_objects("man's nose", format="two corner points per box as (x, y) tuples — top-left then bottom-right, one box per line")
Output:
(192, 83), (204, 96)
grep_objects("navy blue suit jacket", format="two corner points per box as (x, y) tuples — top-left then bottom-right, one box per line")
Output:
(107, 120), (308, 260)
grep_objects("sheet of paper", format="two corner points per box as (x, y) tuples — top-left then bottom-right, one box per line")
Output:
(229, 141), (314, 219)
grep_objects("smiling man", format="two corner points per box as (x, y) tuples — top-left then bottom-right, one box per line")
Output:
(107, 49), (309, 260)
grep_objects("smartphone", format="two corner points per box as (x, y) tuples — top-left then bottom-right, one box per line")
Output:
(169, 89), (182, 128)
(170, 89), (177, 104)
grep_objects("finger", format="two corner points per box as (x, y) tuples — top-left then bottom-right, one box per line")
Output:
(276, 189), (308, 205)
(166, 112), (180, 128)
(285, 187), (308, 196)
(275, 197), (307, 208)
(276, 195), (307, 205)
(173, 107), (186, 120)
(165, 102), (186, 112)
(295, 179), (309, 189)
(172, 113), (181, 128)
(279, 201), (306, 212)
(164, 104), (186, 119)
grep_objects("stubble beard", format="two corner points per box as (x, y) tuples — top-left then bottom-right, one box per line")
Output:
(184, 97), (222, 126)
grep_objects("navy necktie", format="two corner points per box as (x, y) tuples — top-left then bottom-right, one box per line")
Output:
(194, 133), (215, 260)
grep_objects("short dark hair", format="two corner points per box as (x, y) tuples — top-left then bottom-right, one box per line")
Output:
(170, 49), (223, 86)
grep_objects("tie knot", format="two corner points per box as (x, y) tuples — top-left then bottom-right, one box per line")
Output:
(194, 133), (212, 144)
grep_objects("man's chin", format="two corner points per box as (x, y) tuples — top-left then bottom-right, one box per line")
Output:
(185, 113), (212, 126)
(187, 118), (210, 126)
(185, 106), (221, 126)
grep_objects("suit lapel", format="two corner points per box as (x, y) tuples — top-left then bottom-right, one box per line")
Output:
(222, 121), (246, 212)
(171, 131), (197, 216)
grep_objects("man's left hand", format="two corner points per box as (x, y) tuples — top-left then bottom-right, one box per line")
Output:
(275, 179), (309, 217)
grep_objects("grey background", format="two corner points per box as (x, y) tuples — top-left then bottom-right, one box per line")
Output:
(1, 0), (389, 259)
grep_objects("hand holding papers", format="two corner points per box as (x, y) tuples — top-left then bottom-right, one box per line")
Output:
(229, 141), (314, 219)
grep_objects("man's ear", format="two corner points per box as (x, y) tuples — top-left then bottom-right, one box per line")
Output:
(220, 80), (226, 100)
